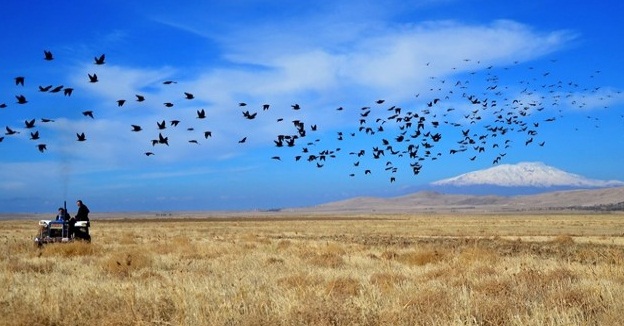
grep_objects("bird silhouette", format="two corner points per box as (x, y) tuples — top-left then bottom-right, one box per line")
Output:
(196, 109), (206, 119)
(117, 100), (126, 107)
(30, 131), (40, 140)
(39, 85), (52, 92)
(82, 111), (94, 118)
(23, 118), (36, 128)
(49, 85), (64, 93)
(37, 144), (47, 153)
(170, 120), (180, 127)
(145, 152), (155, 156)
(157, 120), (166, 130)
(63, 88), (74, 96)
(157, 133), (169, 145)
(16, 95), (27, 104)
(5, 127), (19, 135)
(184, 92), (194, 99)
(15, 77), (25, 86)
(204, 131), (212, 138)
(76, 133), (86, 141)
(44, 50), (53, 61)
(238, 137), (247, 143)
(94, 54), (105, 65)
(88, 73), (98, 83)
(135, 94), (145, 102)
(131, 125), (142, 132)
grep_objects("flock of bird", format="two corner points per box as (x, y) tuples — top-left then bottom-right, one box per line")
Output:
(0, 50), (618, 183)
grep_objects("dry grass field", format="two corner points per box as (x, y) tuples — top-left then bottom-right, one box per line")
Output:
(2, 212), (624, 325)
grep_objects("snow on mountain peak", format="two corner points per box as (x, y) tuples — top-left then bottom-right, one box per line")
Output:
(431, 162), (624, 188)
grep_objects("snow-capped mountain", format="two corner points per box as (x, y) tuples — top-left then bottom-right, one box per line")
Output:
(431, 162), (624, 188)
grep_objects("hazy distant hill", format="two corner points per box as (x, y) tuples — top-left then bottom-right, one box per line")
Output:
(309, 187), (624, 213)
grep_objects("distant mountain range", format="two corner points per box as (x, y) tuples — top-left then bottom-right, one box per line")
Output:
(302, 162), (624, 213)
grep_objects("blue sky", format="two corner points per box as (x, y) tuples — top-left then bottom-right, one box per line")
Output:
(1, 0), (623, 213)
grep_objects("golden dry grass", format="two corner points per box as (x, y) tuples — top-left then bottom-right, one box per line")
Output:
(1, 212), (624, 325)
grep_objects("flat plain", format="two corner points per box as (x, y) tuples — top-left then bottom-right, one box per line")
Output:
(2, 212), (624, 325)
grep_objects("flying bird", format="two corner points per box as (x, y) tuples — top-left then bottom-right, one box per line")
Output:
(94, 54), (105, 65)
(24, 119), (36, 128)
(37, 144), (47, 153)
(49, 85), (64, 93)
(16, 95), (27, 104)
(63, 88), (74, 96)
(39, 85), (52, 92)
(15, 77), (25, 86)
(82, 111), (94, 118)
(88, 73), (98, 83)
(196, 109), (206, 119)
(44, 50), (53, 61)
(117, 100), (126, 107)
(131, 125), (142, 132)
(135, 94), (145, 102)
(76, 133), (86, 141)
(157, 120), (166, 130)
(30, 131), (40, 140)
(145, 152), (155, 156)
(184, 92), (194, 99)
(5, 127), (19, 135)
(238, 137), (247, 143)
(164, 102), (174, 108)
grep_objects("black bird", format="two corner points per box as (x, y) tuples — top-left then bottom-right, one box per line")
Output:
(41, 118), (55, 123)
(238, 137), (247, 143)
(163, 80), (176, 85)
(239, 102), (247, 107)
(16, 95), (27, 104)
(37, 144), (47, 153)
(170, 120), (180, 127)
(117, 100), (126, 107)
(49, 85), (64, 93)
(164, 102), (174, 108)
(145, 152), (155, 156)
(15, 76), (25, 86)
(30, 131), (40, 140)
(204, 131), (212, 138)
(135, 94), (145, 102)
(44, 50), (53, 61)
(94, 54), (106, 65)
(88, 73), (98, 83)
(39, 85), (52, 92)
(131, 125), (142, 132)
(82, 111), (94, 118)
(196, 109), (206, 119)
(24, 119), (36, 128)
(0, 103), (6, 108)
(5, 127), (19, 135)
(157, 120), (166, 130)
(76, 132), (86, 141)
(188, 140), (199, 144)
(291, 104), (301, 110)
(262, 104), (270, 110)
(184, 92), (194, 99)
(63, 88), (74, 96)
(158, 133), (169, 145)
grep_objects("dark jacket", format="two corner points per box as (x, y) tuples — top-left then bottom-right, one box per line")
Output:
(76, 204), (90, 222)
